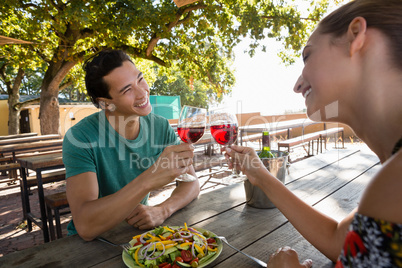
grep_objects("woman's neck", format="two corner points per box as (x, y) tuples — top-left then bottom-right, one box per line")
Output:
(343, 74), (402, 163)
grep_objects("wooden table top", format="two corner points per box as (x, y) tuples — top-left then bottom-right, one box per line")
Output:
(0, 132), (37, 141)
(0, 134), (61, 146)
(16, 152), (63, 170)
(0, 139), (63, 154)
(0, 146), (380, 267)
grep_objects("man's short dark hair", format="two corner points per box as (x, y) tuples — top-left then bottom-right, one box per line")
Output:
(84, 49), (134, 107)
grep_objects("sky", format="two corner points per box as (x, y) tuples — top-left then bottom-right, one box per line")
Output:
(221, 39), (306, 116)
(220, 1), (346, 116)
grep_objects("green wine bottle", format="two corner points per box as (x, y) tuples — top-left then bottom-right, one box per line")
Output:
(259, 131), (275, 158)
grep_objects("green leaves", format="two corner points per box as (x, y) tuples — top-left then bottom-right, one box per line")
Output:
(1, 0), (333, 102)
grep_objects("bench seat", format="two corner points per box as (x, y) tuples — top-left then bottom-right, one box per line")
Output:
(278, 127), (344, 159)
(23, 169), (66, 188)
(19, 169), (66, 226)
(45, 191), (69, 240)
(316, 127), (344, 152)
(241, 129), (290, 145)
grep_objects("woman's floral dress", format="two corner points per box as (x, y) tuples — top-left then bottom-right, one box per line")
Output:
(336, 214), (402, 267)
(337, 139), (402, 267)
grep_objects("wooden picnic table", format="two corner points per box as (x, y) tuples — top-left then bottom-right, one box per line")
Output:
(0, 139), (63, 161)
(0, 132), (37, 141)
(17, 152), (64, 243)
(0, 138), (64, 185)
(238, 118), (321, 145)
(0, 146), (380, 267)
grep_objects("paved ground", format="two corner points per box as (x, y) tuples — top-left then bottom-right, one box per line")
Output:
(0, 140), (363, 257)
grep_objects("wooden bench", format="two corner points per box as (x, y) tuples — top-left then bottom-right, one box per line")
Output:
(278, 127), (344, 160)
(240, 129), (290, 146)
(0, 132), (37, 141)
(45, 191), (69, 241)
(0, 162), (21, 185)
(19, 169), (66, 222)
(0, 134), (61, 146)
(317, 127), (345, 152)
(278, 132), (322, 157)
(23, 169), (66, 188)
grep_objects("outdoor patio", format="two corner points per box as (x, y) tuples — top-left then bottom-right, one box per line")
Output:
(0, 141), (370, 257)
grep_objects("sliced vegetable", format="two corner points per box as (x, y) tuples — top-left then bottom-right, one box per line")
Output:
(206, 238), (216, 244)
(198, 252), (216, 265)
(135, 246), (145, 267)
(180, 250), (193, 263)
(176, 261), (191, 268)
(174, 256), (184, 263)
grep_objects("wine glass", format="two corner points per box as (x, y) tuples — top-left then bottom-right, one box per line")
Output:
(176, 105), (207, 182)
(209, 109), (246, 184)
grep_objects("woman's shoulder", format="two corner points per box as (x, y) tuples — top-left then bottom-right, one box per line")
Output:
(358, 149), (402, 223)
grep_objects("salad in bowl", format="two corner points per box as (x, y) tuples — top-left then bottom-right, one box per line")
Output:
(123, 223), (222, 268)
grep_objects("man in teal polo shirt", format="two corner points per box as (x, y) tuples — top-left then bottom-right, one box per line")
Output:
(63, 49), (200, 241)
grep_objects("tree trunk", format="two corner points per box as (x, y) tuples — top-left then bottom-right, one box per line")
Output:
(39, 60), (76, 134)
(39, 89), (60, 134)
(8, 97), (21, 135)
(7, 69), (24, 135)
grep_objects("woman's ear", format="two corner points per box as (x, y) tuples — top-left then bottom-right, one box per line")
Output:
(347, 17), (367, 57)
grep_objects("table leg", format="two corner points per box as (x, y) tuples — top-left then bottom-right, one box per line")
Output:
(20, 167), (32, 231)
(36, 169), (50, 243)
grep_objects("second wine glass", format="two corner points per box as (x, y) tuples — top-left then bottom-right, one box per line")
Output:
(176, 105), (206, 182)
(209, 109), (245, 184)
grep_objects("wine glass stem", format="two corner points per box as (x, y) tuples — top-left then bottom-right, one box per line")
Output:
(231, 160), (238, 177)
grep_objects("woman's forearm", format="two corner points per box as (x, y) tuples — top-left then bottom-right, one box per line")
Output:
(255, 170), (350, 262)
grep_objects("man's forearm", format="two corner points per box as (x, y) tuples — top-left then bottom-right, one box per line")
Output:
(69, 172), (154, 241)
(158, 168), (200, 219)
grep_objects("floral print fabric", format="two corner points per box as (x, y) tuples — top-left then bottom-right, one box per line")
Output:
(336, 213), (402, 267)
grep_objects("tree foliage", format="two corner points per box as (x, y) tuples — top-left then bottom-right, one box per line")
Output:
(151, 75), (213, 109)
(1, 0), (334, 134)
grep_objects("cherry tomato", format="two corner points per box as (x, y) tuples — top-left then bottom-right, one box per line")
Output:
(172, 265), (180, 268)
(207, 238), (216, 244)
(175, 256), (184, 263)
(161, 264), (172, 268)
(158, 263), (169, 267)
(181, 250), (193, 262)
(190, 257), (199, 264)
(134, 241), (142, 246)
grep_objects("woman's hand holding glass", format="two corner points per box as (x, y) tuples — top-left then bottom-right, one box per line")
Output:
(224, 144), (269, 186)
(209, 109), (246, 183)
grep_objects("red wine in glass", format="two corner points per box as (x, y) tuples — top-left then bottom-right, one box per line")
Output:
(177, 126), (205, 143)
(176, 105), (207, 182)
(210, 123), (238, 145)
(209, 109), (244, 183)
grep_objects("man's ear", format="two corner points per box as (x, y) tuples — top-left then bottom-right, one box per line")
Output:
(347, 17), (367, 57)
(98, 99), (107, 110)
